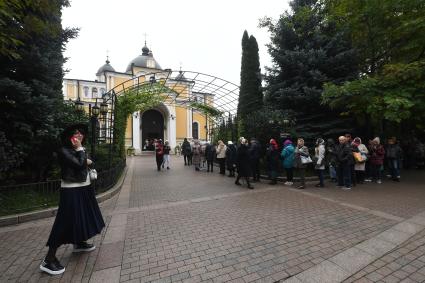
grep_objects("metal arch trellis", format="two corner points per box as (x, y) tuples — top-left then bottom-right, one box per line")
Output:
(97, 70), (240, 165)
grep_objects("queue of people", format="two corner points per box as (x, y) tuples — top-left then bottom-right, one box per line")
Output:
(169, 134), (408, 191)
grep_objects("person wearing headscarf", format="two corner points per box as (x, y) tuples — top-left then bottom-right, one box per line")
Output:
(266, 139), (280, 185)
(294, 138), (310, 189)
(314, 138), (326, 187)
(226, 141), (237, 177)
(235, 137), (254, 189)
(162, 140), (171, 170)
(192, 140), (202, 171)
(40, 124), (105, 275)
(155, 139), (164, 171)
(216, 140), (227, 175)
(281, 139), (295, 185)
(369, 137), (385, 183)
(352, 137), (369, 184)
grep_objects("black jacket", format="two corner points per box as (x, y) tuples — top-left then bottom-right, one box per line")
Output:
(58, 146), (88, 183)
(226, 144), (237, 168)
(336, 143), (352, 165)
(205, 144), (215, 161)
(236, 144), (251, 177)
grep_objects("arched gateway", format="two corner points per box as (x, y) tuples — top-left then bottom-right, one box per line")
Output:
(63, 43), (239, 154)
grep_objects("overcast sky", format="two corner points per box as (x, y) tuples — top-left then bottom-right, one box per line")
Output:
(62, 0), (290, 85)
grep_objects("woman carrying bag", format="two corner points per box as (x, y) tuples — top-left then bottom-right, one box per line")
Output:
(40, 124), (105, 275)
(294, 138), (311, 189)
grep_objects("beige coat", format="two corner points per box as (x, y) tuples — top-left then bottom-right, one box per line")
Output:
(216, 144), (227, 159)
(354, 144), (369, 171)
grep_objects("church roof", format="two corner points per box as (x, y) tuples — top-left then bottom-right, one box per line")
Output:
(126, 43), (161, 73)
(96, 58), (115, 76)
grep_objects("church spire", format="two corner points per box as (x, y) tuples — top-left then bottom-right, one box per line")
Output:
(142, 33), (150, 55)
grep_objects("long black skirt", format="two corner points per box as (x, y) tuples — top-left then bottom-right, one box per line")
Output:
(46, 185), (105, 248)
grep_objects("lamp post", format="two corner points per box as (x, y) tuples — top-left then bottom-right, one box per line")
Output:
(90, 100), (100, 161)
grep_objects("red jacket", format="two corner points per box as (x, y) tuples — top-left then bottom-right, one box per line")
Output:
(369, 145), (385, 165)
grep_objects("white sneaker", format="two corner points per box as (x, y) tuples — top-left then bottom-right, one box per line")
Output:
(377, 180), (382, 184)
(364, 179), (372, 182)
(342, 187), (352, 190)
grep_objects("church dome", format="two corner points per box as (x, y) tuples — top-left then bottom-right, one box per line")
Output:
(96, 58), (115, 76)
(126, 44), (161, 73)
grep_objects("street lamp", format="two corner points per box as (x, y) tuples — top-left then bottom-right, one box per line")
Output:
(75, 97), (84, 112)
(89, 100), (100, 162)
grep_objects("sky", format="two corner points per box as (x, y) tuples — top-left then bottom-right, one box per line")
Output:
(62, 0), (290, 85)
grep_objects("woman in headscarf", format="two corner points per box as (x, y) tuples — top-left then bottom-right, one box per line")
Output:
(369, 137), (385, 184)
(266, 139), (280, 185)
(314, 138), (326, 187)
(352, 137), (369, 184)
(235, 137), (254, 189)
(192, 140), (202, 171)
(40, 124), (105, 275)
(294, 138), (311, 189)
(216, 140), (227, 175)
(281, 139), (295, 185)
(226, 141), (237, 177)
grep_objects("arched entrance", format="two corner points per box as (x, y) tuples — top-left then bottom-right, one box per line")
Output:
(141, 109), (164, 151)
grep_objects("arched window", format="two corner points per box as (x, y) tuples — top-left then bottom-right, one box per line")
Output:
(192, 122), (199, 139)
(83, 86), (89, 97)
(92, 87), (98, 98)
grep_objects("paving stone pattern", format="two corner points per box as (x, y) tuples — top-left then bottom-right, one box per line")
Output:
(0, 156), (425, 283)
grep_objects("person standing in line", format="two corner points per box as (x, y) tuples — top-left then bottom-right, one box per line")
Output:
(336, 136), (353, 190)
(281, 139), (295, 186)
(155, 139), (164, 171)
(235, 137), (254, 189)
(181, 138), (191, 165)
(386, 137), (403, 181)
(205, 142), (215, 172)
(293, 138), (310, 189)
(352, 137), (368, 184)
(175, 143), (181, 156)
(192, 140), (202, 171)
(248, 138), (261, 182)
(162, 140), (171, 170)
(369, 137), (385, 183)
(216, 140), (227, 175)
(189, 139), (194, 165)
(226, 141), (237, 177)
(40, 124), (105, 275)
(266, 139), (280, 185)
(314, 138), (326, 188)
(326, 138), (338, 182)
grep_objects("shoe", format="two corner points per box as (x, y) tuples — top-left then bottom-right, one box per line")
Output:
(207, 170), (209, 172)
(364, 179), (372, 182)
(315, 184), (324, 188)
(296, 186), (305, 189)
(377, 179), (382, 184)
(285, 181), (293, 186)
(386, 174), (392, 178)
(40, 258), (65, 275)
(269, 181), (277, 185)
(235, 181), (242, 186)
(248, 186), (254, 189)
(73, 242), (96, 253)
(167, 167), (170, 170)
(342, 187), (352, 190)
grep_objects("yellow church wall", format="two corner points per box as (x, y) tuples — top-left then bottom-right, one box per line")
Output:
(124, 115), (132, 147)
(66, 84), (75, 99)
(175, 106), (187, 139)
(193, 112), (207, 140)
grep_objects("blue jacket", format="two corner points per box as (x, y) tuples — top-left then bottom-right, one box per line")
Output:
(281, 144), (295, 168)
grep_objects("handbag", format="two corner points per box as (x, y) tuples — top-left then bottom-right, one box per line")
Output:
(353, 152), (363, 163)
(301, 155), (313, 164)
(89, 169), (97, 181)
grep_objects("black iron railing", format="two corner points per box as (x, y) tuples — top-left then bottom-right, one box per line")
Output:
(0, 160), (126, 217)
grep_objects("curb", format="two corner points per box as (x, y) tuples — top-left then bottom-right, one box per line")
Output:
(0, 166), (128, 228)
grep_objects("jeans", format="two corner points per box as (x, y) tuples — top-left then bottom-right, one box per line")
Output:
(329, 165), (337, 180)
(297, 168), (306, 187)
(337, 163), (351, 188)
(184, 154), (189, 165)
(207, 160), (213, 172)
(156, 155), (164, 171)
(218, 158), (226, 174)
(388, 158), (400, 179)
(251, 159), (260, 181)
(162, 154), (170, 168)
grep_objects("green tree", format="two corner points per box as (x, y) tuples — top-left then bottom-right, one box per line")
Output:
(0, 0), (78, 181)
(260, 0), (360, 140)
(237, 30), (263, 136)
(322, 0), (425, 136)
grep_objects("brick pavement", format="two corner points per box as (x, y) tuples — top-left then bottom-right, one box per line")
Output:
(0, 156), (424, 282)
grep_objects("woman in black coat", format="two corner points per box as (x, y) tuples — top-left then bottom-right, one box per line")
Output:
(40, 124), (105, 275)
(235, 137), (254, 189)
(226, 141), (237, 177)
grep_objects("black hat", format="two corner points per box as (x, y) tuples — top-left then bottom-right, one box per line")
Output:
(60, 123), (88, 146)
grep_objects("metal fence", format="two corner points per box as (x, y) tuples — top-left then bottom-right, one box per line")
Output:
(0, 160), (126, 217)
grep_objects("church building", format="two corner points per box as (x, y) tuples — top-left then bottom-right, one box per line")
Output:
(62, 43), (211, 154)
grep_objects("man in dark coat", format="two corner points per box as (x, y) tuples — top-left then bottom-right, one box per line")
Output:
(249, 138), (261, 182)
(226, 141), (237, 177)
(335, 136), (353, 189)
(205, 143), (215, 172)
(235, 137), (253, 189)
(181, 138), (192, 165)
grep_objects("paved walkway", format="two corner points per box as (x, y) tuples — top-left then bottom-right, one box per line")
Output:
(1, 156), (425, 283)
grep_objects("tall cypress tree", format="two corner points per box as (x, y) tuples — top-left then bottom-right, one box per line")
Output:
(260, 0), (359, 140)
(237, 30), (263, 137)
(0, 1), (78, 181)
